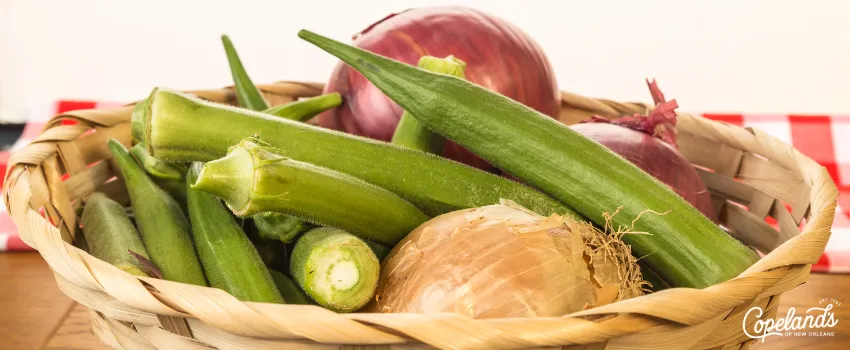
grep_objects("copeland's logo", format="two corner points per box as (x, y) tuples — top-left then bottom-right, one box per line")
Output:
(744, 298), (840, 342)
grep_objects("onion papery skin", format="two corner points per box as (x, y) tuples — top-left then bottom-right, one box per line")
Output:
(367, 202), (643, 318)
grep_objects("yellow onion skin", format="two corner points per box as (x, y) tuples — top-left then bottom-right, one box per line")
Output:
(318, 6), (561, 170)
(366, 203), (643, 318)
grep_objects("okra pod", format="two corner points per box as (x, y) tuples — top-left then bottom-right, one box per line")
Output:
(248, 231), (290, 272)
(640, 263), (671, 292)
(269, 269), (312, 305)
(221, 34), (269, 111)
(253, 212), (313, 244)
(290, 228), (379, 312)
(131, 98), (149, 143)
(141, 89), (573, 218)
(80, 192), (150, 277)
(192, 136), (429, 246)
(129, 142), (187, 181)
(224, 34), (343, 121)
(263, 93), (342, 122)
(297, 29), (760, 288)
(222, 34), (324, 244)
(107, 139), (206, 286)
(365, 240), (392, 262)
(187, 163), (282, 303)
(130, 142), (188, 202)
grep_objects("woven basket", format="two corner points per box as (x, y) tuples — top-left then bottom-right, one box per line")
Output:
(3, 81), (838, 350)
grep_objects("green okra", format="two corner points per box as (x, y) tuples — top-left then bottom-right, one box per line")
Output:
(640, 263), (671, 292)
(187, 162), (282, 303)
(140, 88), (573, 218)
(130, 142), (188, 202)
(73, 225), (89, 253)
(290, 227), (379, 312)
(364, 240), (392, 262)
(391, 55), (467, 154)
(253, 212), (313, 244)
(222, 34), (326, 244)
(129, 142), (187, 180)
(192, 136), (429, 246)
(255, 238), (296, 273)
(269, 269), (312, 305)
(252, 238), (285, 267)
(73, 205), (90, 253)
(107, 139), (206, 285)
(131, 98), (150, 143)
(80, 192), (149, 277)
(297, 29), (760, 289)
(222, 33), (343, 122)
(221, 34), (269, 111)
(263, 93), (342, 122)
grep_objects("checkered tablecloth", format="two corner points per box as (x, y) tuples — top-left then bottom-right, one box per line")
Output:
(1, 101), (847, 273)
(0, 100), (124, 251)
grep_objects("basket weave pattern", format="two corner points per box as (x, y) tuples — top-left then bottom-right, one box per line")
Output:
(2, 82), (838, 349)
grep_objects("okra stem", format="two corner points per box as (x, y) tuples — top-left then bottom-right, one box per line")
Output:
(391, 56), (466, 154)
(129, 142), (188, 203)
(192, 137), (429, 246)
(142, 88), (574, 218)
(222, 35), (323, 244)
(129, 142), (187, 181)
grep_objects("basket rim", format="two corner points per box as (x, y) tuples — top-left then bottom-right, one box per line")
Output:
(1, 82), (838, 349)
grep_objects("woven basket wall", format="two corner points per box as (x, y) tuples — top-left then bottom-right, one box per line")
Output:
(2, 81), (838, 350)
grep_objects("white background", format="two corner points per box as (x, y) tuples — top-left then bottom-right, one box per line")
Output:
(1, 0), (849, 122)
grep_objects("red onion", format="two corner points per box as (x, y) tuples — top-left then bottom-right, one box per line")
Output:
(569, 81), (716, 221)
(319, 6), (561, 170)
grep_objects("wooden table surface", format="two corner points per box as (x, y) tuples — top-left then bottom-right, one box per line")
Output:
(1, 252), (848, 349)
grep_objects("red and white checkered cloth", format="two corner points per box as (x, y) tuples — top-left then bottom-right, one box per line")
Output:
(0, 100), (124, 252)
(0, 101), (847, 274)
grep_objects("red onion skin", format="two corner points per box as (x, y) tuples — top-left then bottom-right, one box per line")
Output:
(569, 123), (717, 222)
(319, 6), (561, 170)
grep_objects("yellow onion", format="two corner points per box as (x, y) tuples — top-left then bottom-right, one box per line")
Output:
(366, 201), (644, 318)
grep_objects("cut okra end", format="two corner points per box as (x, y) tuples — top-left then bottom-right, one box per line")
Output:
(130, 98), (150, 143)
(291, 228), (380, 313)
(417, 55), (467, 79)
(191, 136), (299, 217)
(193, 135), (429, 245)
(311, 249), (368, 305)
(192, 143), (256, 216)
